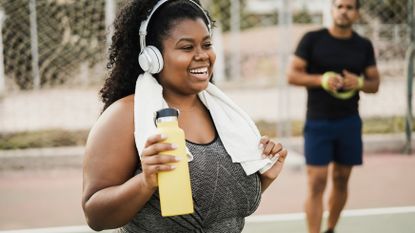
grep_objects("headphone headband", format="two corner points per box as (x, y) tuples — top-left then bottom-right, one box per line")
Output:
(139, 0), (211, 52)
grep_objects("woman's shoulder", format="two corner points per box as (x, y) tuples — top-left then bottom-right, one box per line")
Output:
(112, 94), (135, 109)
(103, 95), (135, 117)
(94, 95), (135, 131)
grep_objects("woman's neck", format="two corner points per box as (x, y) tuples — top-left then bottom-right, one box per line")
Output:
(163, 92), (200, 112)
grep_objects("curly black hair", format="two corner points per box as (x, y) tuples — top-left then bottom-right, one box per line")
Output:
(100, 0), (213, 111)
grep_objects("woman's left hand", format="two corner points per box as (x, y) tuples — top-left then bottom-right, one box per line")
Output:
(259, 136), (288, 180)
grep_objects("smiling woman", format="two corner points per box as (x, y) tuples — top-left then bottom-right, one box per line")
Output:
(81, 0), (288, 232)
(159, 18), (216, 97)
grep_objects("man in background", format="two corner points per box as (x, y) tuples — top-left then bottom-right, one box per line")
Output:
(287, 0), (380, 232)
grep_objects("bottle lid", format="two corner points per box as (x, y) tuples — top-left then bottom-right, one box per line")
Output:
(155, 108), (179, 120)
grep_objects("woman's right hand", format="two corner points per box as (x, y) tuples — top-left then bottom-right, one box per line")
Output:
(140, 134), (180, 191)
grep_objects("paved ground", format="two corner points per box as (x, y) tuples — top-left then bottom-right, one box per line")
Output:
(1, 151), (414, 231)
(0, 77), (413, 232)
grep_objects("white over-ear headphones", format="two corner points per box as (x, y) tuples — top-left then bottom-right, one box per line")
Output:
(138, 0), (212, 74)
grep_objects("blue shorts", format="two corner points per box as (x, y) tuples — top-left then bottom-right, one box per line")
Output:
(304, 114), (363, 166)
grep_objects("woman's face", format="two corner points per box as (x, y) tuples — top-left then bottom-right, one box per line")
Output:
(158, 18), (216, 95)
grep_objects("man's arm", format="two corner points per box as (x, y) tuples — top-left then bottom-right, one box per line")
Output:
(287, 55), (322, 88)
(342, 65), (380, 93)
(361, 65), (380, 93)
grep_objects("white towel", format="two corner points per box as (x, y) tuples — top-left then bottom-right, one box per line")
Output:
(133, 72), (277, 175)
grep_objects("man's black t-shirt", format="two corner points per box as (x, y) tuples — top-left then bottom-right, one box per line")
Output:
(294, 28), (376, 119)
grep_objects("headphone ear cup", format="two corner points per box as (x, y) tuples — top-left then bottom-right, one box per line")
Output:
(138, 45), (163, 74)
(147, 45), (163, 74)
(138, 50), (150, 72)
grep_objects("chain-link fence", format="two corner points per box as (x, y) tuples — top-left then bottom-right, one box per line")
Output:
(0, 0), (109, 90)
(205, 0), (413, 138)
(0, 0), (413, 145)
(0, 0), (117, 133)
(205, 0), (412, 83)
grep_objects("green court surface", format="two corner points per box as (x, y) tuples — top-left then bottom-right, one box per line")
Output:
(243, 206), (415, 233)
(1, 206), (414, 233)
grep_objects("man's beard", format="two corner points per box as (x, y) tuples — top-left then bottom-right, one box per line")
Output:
(334, 20), (352, 29)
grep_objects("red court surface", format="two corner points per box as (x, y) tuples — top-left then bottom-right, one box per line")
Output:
(0, 152), (414, 231)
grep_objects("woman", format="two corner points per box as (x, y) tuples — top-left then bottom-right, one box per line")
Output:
(82, 0), (288, 232)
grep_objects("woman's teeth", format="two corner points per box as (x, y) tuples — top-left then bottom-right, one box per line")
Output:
(189, 67), (208, 74)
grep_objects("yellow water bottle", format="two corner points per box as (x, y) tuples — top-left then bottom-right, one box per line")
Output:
(155, 108), (194, 217)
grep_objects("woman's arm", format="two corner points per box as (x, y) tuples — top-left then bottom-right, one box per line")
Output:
(82, 96), (151, 230)
(82, 96), (178, 231)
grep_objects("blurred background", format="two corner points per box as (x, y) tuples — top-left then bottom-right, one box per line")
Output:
(0, 0), (413, 144)
(0, 0), (413, 147)
(0, 0), (414, 232)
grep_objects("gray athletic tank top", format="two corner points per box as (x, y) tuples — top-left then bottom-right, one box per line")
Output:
(118, 136), (261, 233)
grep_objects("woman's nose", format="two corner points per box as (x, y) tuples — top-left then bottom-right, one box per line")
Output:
(194, 48), (209, 60)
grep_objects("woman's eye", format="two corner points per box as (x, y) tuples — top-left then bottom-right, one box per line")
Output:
(203, 43), (212, 49)
(181, 46), (193, 51)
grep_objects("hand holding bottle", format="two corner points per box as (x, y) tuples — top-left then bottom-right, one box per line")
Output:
(154, 108), (194, 217)
(140, 133), (181, 191)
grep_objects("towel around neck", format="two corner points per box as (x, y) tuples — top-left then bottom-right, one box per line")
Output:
(133, 72), (277, 175)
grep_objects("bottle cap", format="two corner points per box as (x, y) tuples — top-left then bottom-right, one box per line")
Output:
(154, 108), (180, 125)
(155, 108), (179, 119)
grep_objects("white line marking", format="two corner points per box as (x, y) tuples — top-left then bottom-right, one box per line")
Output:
(246, 206), (415, 223)
(0, 225), (92, 233)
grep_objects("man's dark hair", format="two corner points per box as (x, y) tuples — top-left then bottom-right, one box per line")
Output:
(332, 0), (360, 9)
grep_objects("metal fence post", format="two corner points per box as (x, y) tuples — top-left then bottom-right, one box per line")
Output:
(212, 26), (226, 83)
(230, 0), (240, 81)
(29, 0), (40, 89)
(323, 0), (332, 27)
(404, 0), (415, 154)
(276, 0), (292, 138)
(0, 9), (5, 96)
(105, 0), (116, 51)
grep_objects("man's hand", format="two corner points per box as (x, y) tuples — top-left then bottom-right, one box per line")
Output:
(321, 72), (344, 92)
(342, 69), (363, 90)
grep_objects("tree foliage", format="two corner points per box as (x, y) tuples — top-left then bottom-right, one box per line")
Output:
(204, 0), (249, 31)
(362, 0), (409, 24)
(293, 8), (313, 24)
(0, 0), (106, 89)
